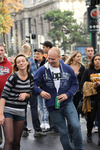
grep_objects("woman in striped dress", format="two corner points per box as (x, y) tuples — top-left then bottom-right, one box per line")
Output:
(0, 53), (33, 150)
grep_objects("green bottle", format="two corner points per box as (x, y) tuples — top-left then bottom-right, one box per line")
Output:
(55, 96), (60, 109)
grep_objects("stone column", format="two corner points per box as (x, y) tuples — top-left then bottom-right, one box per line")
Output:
(17, 20), (22, 53)
(44, 20), (50, 40)
(23, 18), (29, 42)
(12, 22), (17, 55)
(7, 33), (11, 55)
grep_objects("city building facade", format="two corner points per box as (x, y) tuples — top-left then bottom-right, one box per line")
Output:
(7, 0), (87, 55)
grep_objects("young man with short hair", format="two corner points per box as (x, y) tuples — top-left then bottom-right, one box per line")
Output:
(82, 46), (94, 68)
(34, 48), (50, 130)
(40, 41), (52, 54)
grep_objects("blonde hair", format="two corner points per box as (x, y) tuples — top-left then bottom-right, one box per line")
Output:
(12, 53), (30, 74)
(66, 51), (82, 65)
(22, 44), (31, 53)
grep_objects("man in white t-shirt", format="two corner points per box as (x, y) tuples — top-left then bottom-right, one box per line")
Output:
(33, 47), (84, 150)
(49, 64), (61, 93)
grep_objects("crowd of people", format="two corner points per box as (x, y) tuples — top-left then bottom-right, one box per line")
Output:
(0, 41), (100, 150)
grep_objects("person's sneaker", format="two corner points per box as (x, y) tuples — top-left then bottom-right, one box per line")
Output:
(40, 123), (45, 129)
(44, 123), (50, 130)
(34, 131), (47, 138)
(22, 128), (30, 137)
(87, 134), (92, 143)
(45, 127), (59, 135)
(93, 126), (98, 133)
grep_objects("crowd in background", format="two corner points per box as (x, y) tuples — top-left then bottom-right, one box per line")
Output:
(0, 41), (100, 150)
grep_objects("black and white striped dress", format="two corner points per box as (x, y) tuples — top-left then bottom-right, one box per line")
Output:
(1, 72), (33, 117)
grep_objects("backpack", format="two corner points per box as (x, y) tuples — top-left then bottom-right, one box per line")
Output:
(11, 72), (33, 89)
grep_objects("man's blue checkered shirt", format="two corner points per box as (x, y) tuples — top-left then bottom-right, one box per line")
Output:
(28, 57), (37, 75)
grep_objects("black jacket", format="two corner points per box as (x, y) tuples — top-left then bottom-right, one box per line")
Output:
(35, 57), (46, 68)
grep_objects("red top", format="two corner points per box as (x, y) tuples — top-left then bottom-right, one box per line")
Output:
(0, 57), (12, 96)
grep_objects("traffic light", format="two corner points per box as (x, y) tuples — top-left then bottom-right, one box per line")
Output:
(95, 0), (100, 5)
(26, 35), (30, 43)
(91, 0), (96, 6)
(90, 0), (100, 5)
(86, 0), (100, 6)
(26, 34), (36, 43)
(32, 34), (36, 39)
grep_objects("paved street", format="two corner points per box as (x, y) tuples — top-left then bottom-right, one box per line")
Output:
(0, 107), (100, 150)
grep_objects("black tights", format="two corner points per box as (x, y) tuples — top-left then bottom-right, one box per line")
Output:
(3, 118), (24, 150)
(87, 101), (100, 138)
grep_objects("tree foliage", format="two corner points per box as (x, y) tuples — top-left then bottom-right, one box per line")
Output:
(44, 9), (90, 51)
(0, 0), (23, 34)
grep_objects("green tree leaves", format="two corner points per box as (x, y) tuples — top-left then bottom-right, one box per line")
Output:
(0, 0), (23, 34)
(44, 9), (90, 51)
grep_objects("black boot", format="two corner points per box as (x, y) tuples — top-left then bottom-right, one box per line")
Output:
(87, 134), (92, 143)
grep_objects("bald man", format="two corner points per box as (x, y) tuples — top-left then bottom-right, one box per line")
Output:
(33, 47), (83, 150)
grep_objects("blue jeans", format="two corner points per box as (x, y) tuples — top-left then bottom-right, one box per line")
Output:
(38, 95), (49, 124)
(49, 101), (83, 150)
(94, 114), (98, 127)
(4, 112), (25, 121)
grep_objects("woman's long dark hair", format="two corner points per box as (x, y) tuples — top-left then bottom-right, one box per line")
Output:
(89, 54), (100, 69)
